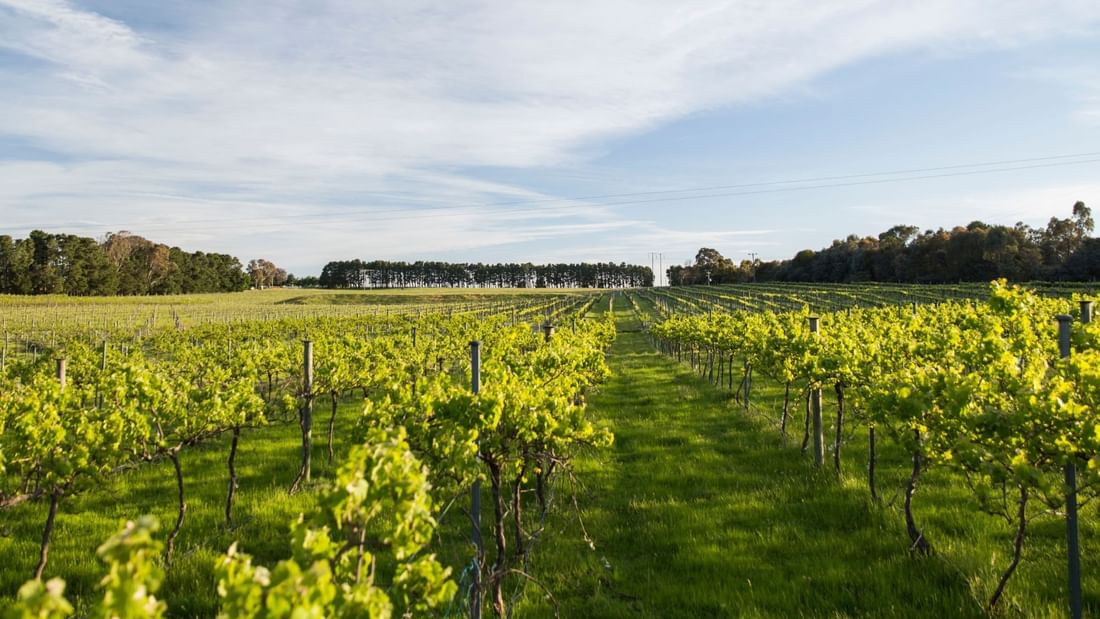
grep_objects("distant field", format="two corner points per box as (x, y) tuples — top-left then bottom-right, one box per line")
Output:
(280, 289), (592, 305)
(0, 286), (594, 306)
(0, 287), (593, 336)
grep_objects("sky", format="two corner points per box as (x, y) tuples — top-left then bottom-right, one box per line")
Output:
(2, 1), (1100, 278)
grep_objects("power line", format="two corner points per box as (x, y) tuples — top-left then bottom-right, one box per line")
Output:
(9, 151), (1100, 233)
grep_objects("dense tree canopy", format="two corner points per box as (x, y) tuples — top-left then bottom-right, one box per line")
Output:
(0, 231), (251, 295)
(669, 202), (1099, 285)
(317, 259), (652, 288)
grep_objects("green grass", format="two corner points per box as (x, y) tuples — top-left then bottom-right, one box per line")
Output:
(0, 407), (358, 617)
(510, 297), (1098, 618)
(279, 290), (585, 306)
(0, 287), (595, 307)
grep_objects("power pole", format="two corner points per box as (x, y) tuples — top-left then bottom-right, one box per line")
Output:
(649, 252), (665, 287)
(747, 252), (759, 283)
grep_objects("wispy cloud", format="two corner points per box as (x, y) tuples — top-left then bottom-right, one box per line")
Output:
(1, 0), (1099, 271)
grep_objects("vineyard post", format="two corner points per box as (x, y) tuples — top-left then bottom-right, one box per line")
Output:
(808, 316), (824, 467)
(97, 339), (108, 408)
(542, 323), (555, 342)
(1057, 314), (1082, 619)
(301, 340), (315, 484)
(1080, 300), (1092, 324)
(55, 357), (66, 390)
(1, 331), (6, 371)
(470, 340), (483, 619)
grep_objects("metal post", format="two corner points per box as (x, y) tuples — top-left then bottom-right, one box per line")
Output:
(809, 316), (824, 467)
(469, 340), (483, 619)
(56, 358), (66, 391)
(1056, 314), (1082, 619)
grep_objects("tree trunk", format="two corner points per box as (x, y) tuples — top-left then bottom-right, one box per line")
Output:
(989, 486), (1028, 610)
(166, 450), (186, 561)
(535, 457), (555, 518)
(487, 457), (507, 617)
(512, 461), (528, 561)
(225, 426), (240, 525)
(34, 491), (60, 579)
(904, 431), (931, 555)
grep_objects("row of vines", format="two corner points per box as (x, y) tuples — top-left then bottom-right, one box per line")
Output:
(640, 281), (1099, 614)
(0, 293), (614, 617)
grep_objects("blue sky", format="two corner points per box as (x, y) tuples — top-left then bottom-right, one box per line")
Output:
(2, 1), (1100, 277)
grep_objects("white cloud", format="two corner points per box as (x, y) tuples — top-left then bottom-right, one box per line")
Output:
(1, 0), (1099, 272)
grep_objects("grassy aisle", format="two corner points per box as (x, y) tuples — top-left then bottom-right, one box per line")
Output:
(514, 299), (983, 618)
(0, 404), (364, 617)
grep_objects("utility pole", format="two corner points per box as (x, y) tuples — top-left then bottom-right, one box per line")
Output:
(748, 252), (759, 283)
(649, 252), (665, 287)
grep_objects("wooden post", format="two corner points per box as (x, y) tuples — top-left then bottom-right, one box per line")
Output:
(56, 358), (66, 391)
(1057, 314), (1082, 619)
(809, 316), (824, 467)
(1080, 300), (1092, 325)
(542, 323), (555, 342)
(301, 340), (314, 483)
(97, 339), (108, 409)
(470, 341), (483, 619)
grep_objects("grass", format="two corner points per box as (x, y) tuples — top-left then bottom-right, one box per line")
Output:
(280, 290), (587, 306)
(0, 407), (358, 617)
(0, 287), (595, 307)
(510, 297), (1098, 618)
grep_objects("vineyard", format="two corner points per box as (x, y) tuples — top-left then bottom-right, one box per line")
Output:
(1, 282), (1098, 617)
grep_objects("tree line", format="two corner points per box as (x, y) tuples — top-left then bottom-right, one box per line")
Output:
(669, 201), (1100, 285)
(0, 231), (252, 295)
(314, 259), (652, 289)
